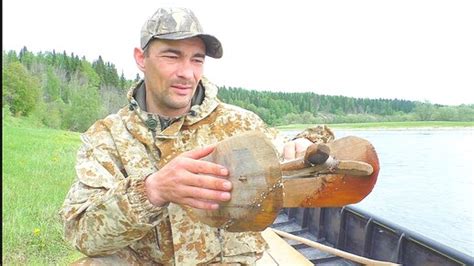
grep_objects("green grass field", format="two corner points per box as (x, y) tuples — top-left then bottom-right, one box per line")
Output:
(2, 118), (83, 265)
(2, 118), (473, 264)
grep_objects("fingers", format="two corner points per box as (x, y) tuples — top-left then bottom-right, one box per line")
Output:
(171, 181), (232, 210)
(283, 138), (314, 161)
(181, 198), (220, 210)
(146, 145), (233, 210)
(186, 173), (232, 191)
(181, 157), (229, 177)
(181, 185), (231, 203)
(283, 141), (296, 160)
(294, 138), (313, 154)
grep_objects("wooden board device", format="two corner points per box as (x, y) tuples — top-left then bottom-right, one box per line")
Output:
(187, 131), (379, 232)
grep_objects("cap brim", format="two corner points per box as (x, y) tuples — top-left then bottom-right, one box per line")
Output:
(151, 32), (223, 59)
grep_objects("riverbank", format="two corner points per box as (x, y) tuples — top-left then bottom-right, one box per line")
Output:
(276, 121), (474, 131)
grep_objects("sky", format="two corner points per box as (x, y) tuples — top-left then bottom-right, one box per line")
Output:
(3, 0), (474, 106)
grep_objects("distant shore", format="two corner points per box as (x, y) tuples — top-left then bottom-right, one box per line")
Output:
(276, 121), (474, 131)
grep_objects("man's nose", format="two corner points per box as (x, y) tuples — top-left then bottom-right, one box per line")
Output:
(176, 61), (194, 79)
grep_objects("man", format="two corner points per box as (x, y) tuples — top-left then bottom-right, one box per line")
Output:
(60, 7), (334, 265)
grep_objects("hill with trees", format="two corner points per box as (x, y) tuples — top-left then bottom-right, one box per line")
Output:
(3, 47), (135, 132)
(3, 48), (473, 132)
(218, 87), (474, 125)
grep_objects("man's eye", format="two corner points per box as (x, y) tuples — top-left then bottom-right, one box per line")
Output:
(193, 58), (204, 64)
(162, 55), (178, 59)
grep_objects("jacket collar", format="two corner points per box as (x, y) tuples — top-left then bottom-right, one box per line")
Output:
(123, 77), (220, 142)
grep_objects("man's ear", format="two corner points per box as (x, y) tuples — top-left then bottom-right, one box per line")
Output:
(134, 47), (146, 72)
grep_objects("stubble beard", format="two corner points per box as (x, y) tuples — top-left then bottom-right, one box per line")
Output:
(162, 93), (192, 112)
(159, 85), (195, 116)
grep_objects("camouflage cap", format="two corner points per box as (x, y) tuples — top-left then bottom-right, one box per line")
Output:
(141, 8), (223, 58)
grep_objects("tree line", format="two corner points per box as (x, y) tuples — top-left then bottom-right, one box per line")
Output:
(218, 87), (474, 125)
(3, 48), (473, 132)
(3, 47), (136, 132)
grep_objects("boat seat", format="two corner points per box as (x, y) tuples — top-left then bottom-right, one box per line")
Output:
(257, 228), (313, 265)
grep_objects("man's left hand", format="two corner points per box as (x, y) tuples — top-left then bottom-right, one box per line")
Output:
(282, 138), (313, 161)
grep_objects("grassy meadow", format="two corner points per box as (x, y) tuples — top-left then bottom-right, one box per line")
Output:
(2, 117), (83, 265)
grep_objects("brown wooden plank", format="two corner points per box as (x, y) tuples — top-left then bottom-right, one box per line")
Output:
(188, 131), (283, 232)
(282, 136), (379, 208)
(259, 228), (313, 266)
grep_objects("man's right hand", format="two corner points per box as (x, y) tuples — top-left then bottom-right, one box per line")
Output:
(144, 145), (232, 210)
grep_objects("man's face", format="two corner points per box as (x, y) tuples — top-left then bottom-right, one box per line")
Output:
(141, 37), (205, 117)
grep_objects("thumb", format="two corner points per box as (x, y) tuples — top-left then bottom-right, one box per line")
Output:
(182, 145), (216, 160)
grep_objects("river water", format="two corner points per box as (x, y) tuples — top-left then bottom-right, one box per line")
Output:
(281, 128), (474, 256)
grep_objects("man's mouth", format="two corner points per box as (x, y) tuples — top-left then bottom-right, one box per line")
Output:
(171, 84), (193, 95)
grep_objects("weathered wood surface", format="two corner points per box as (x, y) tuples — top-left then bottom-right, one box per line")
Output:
(188, 131), (379, 231)
(282, 136), (379, 207)
(281, 156), (374, 178)
(189, 131), (283, 232)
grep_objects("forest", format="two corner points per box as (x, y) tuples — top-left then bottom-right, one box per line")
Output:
(3, 47), (473, 132)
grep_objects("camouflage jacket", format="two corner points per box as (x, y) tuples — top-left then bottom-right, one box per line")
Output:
(59, 77), (334, 265)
